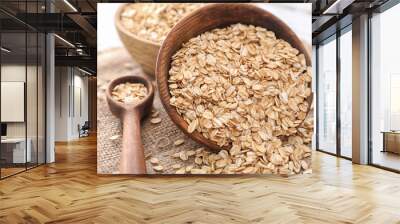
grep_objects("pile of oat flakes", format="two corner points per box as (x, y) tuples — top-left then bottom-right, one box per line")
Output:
(166, 23), (313, 175)
(120, 3), (203, 43)
(111, 82), (147, 104)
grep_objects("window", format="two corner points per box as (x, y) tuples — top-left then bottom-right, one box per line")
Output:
(0, 1), (46, 179)
(339, 28), (352, 158)
(317, 36), (337, 154)
(370, 2), (400, 171)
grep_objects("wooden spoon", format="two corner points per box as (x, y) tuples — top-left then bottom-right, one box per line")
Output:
(106, 75), (154, 174)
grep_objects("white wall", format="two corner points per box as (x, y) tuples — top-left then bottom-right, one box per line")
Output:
(1, 65), (34, 138)
(1, 63), (46, 164)
(70, 73), (89, 139)
(55, 66), (69, 141)
(54, 67), (89, 141)
(1, 65), (26, 138)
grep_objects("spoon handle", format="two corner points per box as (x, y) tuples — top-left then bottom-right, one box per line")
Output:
(119, 110), (146, 174)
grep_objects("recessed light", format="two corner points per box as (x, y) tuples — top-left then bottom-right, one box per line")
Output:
(78, 67), (93, 76)
(54, 34), (75, 48)
(323, 0), (355, 15)
(63, 0), (78, 12)
(1, 47), (11, 53)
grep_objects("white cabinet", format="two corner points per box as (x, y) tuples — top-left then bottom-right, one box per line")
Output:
(1, 138), (32, 163)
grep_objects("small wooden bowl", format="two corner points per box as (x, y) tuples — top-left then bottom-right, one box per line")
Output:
(115, 4), (160, 77)
(156, 3), (312, 151)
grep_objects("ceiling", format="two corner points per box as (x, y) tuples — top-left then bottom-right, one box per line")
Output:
(307, 0), (389, 42)
(0, 0), (394, 74)
(0, 0), (97, 74)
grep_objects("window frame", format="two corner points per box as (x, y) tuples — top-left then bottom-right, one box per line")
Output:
(315, 24), (353, 161)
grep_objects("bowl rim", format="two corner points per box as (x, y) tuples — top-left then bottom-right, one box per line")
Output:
(115, 3), (162, 48)
(156, 3), (312, 151)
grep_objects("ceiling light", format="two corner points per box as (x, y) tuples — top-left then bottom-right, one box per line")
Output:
(54, 34), (75, 48)
(1, 47), (11, 53)
(76, 48), (86, 55)
(78, 67), (93, 76)
(323, 0), (355, 15)
(63, 0), (78, 12)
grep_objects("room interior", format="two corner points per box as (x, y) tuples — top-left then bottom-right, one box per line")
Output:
(0, 0), (96, 179)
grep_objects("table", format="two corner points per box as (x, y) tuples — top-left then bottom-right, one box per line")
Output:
(381, 131), (400, 154)
(1, 138), (31, 163)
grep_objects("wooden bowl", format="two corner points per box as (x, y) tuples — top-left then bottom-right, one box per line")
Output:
(115, 4), (160, 77)
(156, 3), (312, 151)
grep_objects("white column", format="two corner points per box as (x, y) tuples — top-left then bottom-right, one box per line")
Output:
(312, 45), (317, 151)
(352, 14), (369, 164)
(45, 0), (56, 164)
(46, 32), (55, 163)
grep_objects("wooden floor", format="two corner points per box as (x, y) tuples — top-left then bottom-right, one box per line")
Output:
(1, 167), (26, 178)
(0, 135), (400, 224)
(373, 150), (400, 171)
(1, 163), (45, 178)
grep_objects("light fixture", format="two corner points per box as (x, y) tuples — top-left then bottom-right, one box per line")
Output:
(1, 47), (11, 53)
(78, 67), (93, 76)
(63, 0), (78, 12)
(54, 34), (75, 48)
(322, 0), (355, 15)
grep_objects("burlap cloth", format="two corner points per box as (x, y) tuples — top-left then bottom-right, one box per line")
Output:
(97, 48), (203, 174)
(97, 48), (312, 175)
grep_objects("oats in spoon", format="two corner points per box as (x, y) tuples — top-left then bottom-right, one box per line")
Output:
(111, 82), (147, 104)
